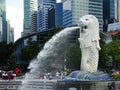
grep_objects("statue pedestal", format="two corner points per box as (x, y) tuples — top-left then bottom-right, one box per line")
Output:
(52, 70), (115, 90)
(64, 70), (112, 81)
(53, 80), (119, 90)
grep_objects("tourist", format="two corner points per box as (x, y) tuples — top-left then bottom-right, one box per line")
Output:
(12, 72), (16, 80)
(56, 71), (60, 79)
(44, 75), (47, 79)
(60, 71), (65, 79)
(8, 72), (12, 80)
(14, 67), (20, 75)
(2, 71), (8, 80)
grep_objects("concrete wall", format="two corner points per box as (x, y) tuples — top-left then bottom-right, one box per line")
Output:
(54, 80), (120, 90)
(0, 79), (56, 90)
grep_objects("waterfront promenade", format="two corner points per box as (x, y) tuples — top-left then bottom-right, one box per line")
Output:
(0, 78), (57, 90)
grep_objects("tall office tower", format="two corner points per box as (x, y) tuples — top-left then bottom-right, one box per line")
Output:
(23, 0), (37, 36)
(0, 0), (7, 41)
(63, 0), (103, 31)
(37, 0), (56, 31)
(115, 0), (120, 21)
(48, 5), (55, 29)
(31, 11), (37, 32)
(103, 0), (116, 32)
(9, 27), (14, 43)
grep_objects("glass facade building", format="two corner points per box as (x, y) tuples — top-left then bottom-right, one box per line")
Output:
(63, 0), (103, 31)
(55, 2), (63, 27)
(23, 0), (37, 35)
(48, 5), (55, 29)
(103, 0), (115, 32)
(37, 0), (56, 31)
(89, 0), (103, 31)
(110, 0), (115, 18)
(31, 11), (37, 32)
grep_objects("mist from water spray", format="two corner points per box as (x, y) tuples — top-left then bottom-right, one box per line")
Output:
(18, 26), (79, 90)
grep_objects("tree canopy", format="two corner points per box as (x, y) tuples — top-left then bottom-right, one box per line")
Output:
(0, 41), (14, 66)
(106, 40), (120, 69)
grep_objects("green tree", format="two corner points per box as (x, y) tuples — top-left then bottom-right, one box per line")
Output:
(53, 27), (62, 34)
(66, 44), (81, 71)
(0, 42), (14, 66)
(106, 40), (120, 69)
(0, 41), (8, 65)
(8, 53), (17, 70)
(112, 32), (120, 40)
(21, 38), (40, 62)
(99, 39), (109, 70)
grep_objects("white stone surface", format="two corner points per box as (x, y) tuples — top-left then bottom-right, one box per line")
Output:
(78, 15), (101, 72)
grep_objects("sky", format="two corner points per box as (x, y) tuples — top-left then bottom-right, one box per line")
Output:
(6, 0), (23, 41)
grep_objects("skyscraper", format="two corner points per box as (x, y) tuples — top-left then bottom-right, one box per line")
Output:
(63, 0), (103, 31)
(103, 0), (116, 32)
(7, 20), (10, 44)
(48, 5), (55, 29)
(37, 0), (56, 31)
(115, 0), (120, 21)
(55, 2), (63, 27)
(31, 11), (37, 32)
(89, 0), (103, 31)
(23, 0), (37, 36)
(0, 0), (6, 20)
(0, 0), (7, 41)
(9, 27), (14, 43)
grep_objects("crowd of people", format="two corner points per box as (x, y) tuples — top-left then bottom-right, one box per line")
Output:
(0, 70), (16, 80)
(0, 65), (68, 81)
(38, 71), (67, 80)
(0, 67), (20, 80)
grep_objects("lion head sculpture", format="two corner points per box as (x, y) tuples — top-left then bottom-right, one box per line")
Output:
(78, 15), (101, 50)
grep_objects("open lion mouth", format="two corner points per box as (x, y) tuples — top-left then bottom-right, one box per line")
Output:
(81, 26), (87, 32)
(84, 26), (87, 29)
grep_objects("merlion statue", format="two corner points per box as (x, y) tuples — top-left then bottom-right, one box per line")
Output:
(78, 15), (101, 72)
(64, 15), (112, 80)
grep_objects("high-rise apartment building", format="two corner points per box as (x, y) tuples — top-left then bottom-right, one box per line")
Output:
(23, 0), (37, 36)
(0, 0), (7, 41)
(63, 0), (103, 31)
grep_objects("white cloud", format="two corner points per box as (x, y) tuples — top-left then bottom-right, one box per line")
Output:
(6, 6), (23, 41)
